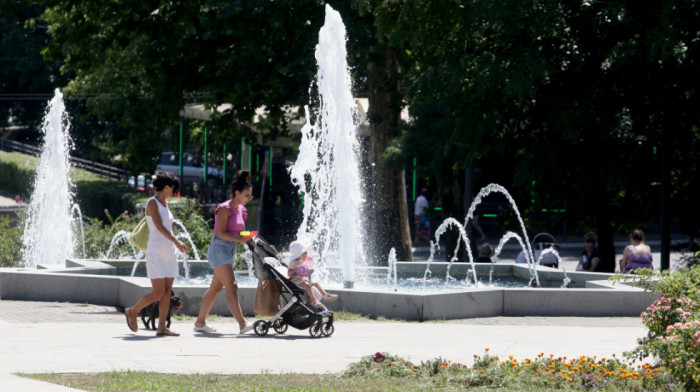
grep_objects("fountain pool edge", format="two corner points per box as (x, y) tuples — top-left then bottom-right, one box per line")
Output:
(0, 261), (659, 321)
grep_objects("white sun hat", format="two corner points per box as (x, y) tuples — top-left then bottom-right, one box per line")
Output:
(287, 240), (309, 262)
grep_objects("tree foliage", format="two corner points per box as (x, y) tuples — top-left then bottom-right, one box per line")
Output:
(40, 0), (325, 171)
(0, 1), (66, 135)
(377, 0), (700, 255)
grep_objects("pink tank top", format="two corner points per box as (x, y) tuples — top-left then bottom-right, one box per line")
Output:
(213, 200), (248, 237)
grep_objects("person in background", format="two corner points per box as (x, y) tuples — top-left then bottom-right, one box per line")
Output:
(125, 171), (188, 336)
(192, 170), (255, 335)
(414, 188), (431, 244)
(474, 242), (494, 263)
(576, 232), (604, 272)
(620, 228), (653, 274)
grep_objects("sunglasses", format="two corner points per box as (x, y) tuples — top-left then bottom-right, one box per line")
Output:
(585, 239), (595, 244)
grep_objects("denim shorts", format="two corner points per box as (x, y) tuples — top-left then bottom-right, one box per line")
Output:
(207, 236), (237, 268)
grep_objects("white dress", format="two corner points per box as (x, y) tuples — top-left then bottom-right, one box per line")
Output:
(145, 198), (179, 279)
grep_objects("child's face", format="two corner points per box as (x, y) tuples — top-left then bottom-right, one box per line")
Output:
(301, 251), (307, 260)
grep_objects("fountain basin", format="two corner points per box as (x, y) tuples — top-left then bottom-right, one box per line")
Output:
(0, 261), (658, 321)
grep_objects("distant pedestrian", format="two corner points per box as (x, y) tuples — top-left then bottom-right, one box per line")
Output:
(474, 243), (494, 263)
(620, 228), (653, 274)
(125, 171), (188, 336)
(414, 188), (431, 244)
(576, 232), (603, 272)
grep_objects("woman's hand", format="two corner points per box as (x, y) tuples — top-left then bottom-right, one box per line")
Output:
(174, 239), (189, 254)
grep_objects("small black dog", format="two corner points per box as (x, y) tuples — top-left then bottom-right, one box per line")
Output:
(139, 293), (183, 330)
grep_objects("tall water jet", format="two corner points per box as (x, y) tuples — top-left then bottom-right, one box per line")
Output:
(289, 5), (365, 288)
(21, 89), (75, 267)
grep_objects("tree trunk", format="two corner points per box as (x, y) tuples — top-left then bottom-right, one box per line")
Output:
(365, 46), (413, 263)
(594, 186), (617, 273)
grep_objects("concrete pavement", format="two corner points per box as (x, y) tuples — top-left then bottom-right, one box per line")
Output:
(0, 300), (648, 391)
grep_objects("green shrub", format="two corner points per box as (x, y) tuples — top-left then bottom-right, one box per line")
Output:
(80, 200), (213, 260)
(0, 215), (23, 267)
(619, 267), (700, 390)
(0, 152), (36, 199)
(169, 199), (213, 260)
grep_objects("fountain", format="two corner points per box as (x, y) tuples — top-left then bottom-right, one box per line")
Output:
(0, 7), (660, 321)
(21, 89), (76, 268)
(289, 4), (366, 289)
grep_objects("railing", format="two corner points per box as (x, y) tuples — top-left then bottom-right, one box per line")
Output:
(0, 139), (129, 182)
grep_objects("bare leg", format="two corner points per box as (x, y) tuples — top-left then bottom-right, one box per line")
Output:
(310, 282), (328, 297)
(156, 278), (178, 336)
(212, 264), (247, 330)
(125, 278), (166, 331)
(195, 273), (224, 327)
(300, 282), (321, 306)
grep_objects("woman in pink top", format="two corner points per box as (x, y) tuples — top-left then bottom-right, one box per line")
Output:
(193, 171), (254, 335)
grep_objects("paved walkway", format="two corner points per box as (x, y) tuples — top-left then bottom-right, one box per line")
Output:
(0, 300), (647, 391)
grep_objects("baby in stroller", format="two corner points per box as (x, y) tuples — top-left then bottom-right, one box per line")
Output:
(286, 241), (338, 308)
(247, 236), (336, 337)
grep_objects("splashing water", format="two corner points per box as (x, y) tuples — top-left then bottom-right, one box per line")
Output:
(463, 184), (540, 287)
(430, 217), (478, 286)
(173, 219), (200, 260)
(106, 231), (136, 259)
(21, 89), (75, 267)
(71, 204), (86, 258)
(491, 231), (529, 284)
(289, 5), (366, 287)
(386, 248), (398, 292)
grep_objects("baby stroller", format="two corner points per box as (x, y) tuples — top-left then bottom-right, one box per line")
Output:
(531, 232), (560, 268)
(247, 236), (335, 338)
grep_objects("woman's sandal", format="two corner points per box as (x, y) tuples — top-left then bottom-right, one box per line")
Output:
(193, 324), (217, 333)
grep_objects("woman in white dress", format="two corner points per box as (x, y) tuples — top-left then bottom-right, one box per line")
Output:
(125, 171), (188, 336)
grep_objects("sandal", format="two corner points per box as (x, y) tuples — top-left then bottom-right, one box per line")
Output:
(323, 293), (338, 302)
(312, 301), (324, 308)
(239, 323), (254, 335)
(193, 324), (217, 333)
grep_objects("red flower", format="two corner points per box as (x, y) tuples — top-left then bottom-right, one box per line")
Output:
(373, 352), (386, 363)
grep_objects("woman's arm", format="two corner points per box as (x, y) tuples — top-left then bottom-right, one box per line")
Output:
(147, 200), (188, 253)
(586, 257), (601, 272)
(214, 208), (247, 243)
(620, 246), (631, 273)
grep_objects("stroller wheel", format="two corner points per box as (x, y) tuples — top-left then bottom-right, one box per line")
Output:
(322, 321), (334, 337)
(309, 319), (323, 338)
(272, 319), (288, 334)
(253, 320), (269, 337)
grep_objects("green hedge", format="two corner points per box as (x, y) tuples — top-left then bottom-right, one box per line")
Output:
(0, 151), (36, 200)
(0, 151), (142, 220)
(73, 180), (143, 221)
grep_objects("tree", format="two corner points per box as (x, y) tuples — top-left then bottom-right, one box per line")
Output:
(41, 0), (324, 172)
(0, 1), (66, 138)
(324, 1), (415, 262)
(380, 0), (700, 268)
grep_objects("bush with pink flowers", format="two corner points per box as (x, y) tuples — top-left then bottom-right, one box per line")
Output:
(618, 266), (700, 390)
